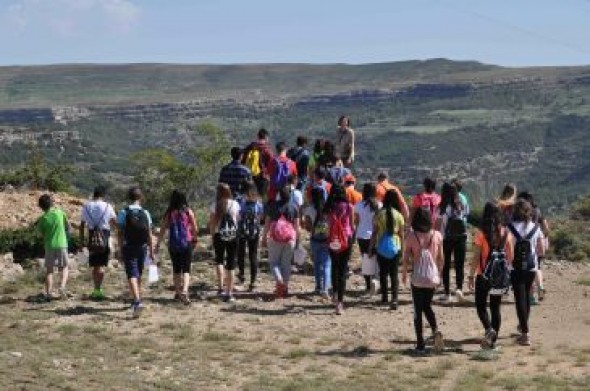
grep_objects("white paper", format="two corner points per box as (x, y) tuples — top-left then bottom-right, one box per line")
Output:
(148, 264), (159, 283)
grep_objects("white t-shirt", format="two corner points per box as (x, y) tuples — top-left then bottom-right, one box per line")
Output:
(81, 200), (116, 230)
(209, 200), (240, 233)
(510, 221), (543, 271)
(354, 201), (381, 240)
(291, 189), (304, 209)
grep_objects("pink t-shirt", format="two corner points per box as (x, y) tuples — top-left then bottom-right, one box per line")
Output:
(404, 230), (443, 265)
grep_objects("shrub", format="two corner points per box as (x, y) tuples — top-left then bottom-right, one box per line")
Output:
(0, 227), (82, 263)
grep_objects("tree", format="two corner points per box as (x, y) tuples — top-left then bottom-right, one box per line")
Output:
(133, 122), (230, 219)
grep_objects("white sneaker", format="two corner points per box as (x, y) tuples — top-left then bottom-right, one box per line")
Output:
(455, 289), (465, 302)
(439, 294), (451, 302)
(369, 279), (377, 296)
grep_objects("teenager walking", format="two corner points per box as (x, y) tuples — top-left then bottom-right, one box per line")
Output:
(354, 183), (381, 295)
(303, 186), (331, 298)
(402, 207), (445, 354)
(155, 190), (199, 304)
(236, 181), (264, 291)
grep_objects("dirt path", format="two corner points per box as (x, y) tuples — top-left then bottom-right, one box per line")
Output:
(1, 258), (589, 391)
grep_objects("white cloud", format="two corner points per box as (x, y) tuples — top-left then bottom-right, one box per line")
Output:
(2, 0), (140, 36)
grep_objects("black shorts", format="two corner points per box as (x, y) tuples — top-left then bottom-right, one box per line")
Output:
(89, 230), (111, 267)
(170, 246), (193, 274)
(357, 238), (371, 255)
(213, 234), (237, 271)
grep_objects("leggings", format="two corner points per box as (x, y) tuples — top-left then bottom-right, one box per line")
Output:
(443, 237), (466, 294)
(237, 236), (259, 283)
(512, 270), (536, 334)
(475, 276), (502, 340)
(330, 246), (351, 302)
(412, 285), (437, 349)
(377, 253), (400, 303)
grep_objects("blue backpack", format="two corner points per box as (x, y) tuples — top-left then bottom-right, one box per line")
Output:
(169, 209), (190, 251)
(377, 234), (399, 259)
(271, 157), (290, 189)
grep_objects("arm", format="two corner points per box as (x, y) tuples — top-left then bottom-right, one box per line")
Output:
(402, 240), (411, 286)
(189, 209), (199, 243)
(154, 215), (169, 252)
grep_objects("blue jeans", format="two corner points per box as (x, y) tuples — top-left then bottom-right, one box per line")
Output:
(310, 240), (331, 293)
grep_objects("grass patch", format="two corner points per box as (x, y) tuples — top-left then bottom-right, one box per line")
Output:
(575, 277), (590, 286)
(201, 330), (237, 342)
(284, 348), (312, 360)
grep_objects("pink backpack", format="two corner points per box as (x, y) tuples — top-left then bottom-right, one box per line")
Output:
(270, 215), (296, 243)
(411, 232), (440, 288)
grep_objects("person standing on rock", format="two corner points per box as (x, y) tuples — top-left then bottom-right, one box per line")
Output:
(80, 186), (117, 301)
(37, 194), (72, 301)
(335, 116), (355, 168)
(117, 187), (154, 318)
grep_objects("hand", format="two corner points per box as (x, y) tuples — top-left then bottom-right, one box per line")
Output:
(468, 276), (475, 291)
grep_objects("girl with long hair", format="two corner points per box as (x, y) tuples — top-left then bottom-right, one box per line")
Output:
(155, 190), (199, 304)
(208, 183), (241, 302)
(370, 189), (405, 309)
(354, 183), (381, 295)
(468, 202), (514, 349)
(325, 184), (354, 314)
(303, 185), (331, 298)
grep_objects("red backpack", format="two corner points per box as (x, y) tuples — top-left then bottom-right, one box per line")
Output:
(328, 207), (350, 253)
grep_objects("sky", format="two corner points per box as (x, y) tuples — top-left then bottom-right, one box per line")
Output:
(0, 0), (589, 67)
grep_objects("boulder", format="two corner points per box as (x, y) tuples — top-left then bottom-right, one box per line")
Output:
(0, 252), (24, 282)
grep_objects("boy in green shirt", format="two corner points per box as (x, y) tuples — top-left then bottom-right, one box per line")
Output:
(37, 194), (71, 301)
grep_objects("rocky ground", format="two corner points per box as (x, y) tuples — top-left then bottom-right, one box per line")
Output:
(0, 246), (589, 391)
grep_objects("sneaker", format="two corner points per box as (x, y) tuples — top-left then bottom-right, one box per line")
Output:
(90, 288), (105, 300)
(179, 293), (191, 305)
(42, 292), (53, 302)
(455, 289), (465, 302)
(390, 302), (398, 311)
(517, 334), (531, 346)
(335, 302), (344, 315)
(274, 283), (285, 299)
(530, 296), (538, 306)
(413, 346), (427, 355)
(248, 282), (257, 292)
(369, 279), (377, 296)
(216, 289), (224, 296)
(433, 331), (444, 353)
(132, 302), (144, 318)
(439, 294), (451, 303)
(538, 286), (546, 302)
(223, 294), (236, 303)
(58, 288), (70, 300)
(481, 328), (497, 350)
(517, 324), (522, 334)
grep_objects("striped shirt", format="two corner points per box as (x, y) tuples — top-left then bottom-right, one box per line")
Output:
(218, 160), (252, 197)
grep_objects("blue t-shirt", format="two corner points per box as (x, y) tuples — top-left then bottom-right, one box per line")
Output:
(239, 199), (264, 220)
(117, 204), (153, 229)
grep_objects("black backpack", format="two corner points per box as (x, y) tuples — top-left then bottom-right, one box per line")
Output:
(508, 223), (539, 271)
(311, 213), (330, 243)
(481, 234), (511, 295)
(124, 207), (150, 246)
(445, 208), (467, 238)
(238, 202), (260, 240)
(218, 211), (238, 242)
(87, 205), (109, 254)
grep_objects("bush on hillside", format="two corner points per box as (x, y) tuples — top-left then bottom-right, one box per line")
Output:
(571, 196), (590, 220)
(0, 226), (82, 263)
(0, 148), (72, 192)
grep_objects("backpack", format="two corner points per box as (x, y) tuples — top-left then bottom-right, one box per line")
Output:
(481, 234), (511, 295)
(218, 209), (238, 242)
(376, 209), (398, 258)
(328, 213), (349, 253)
(411, 232), (440, 288)
(124, 207), (150, 246)
(169, 209), (191, 251)
(270, 215), (296, 243)
(270, 157), (290, 189)
(327, 166), (347, 185)
(445, 208), (467, 238)
(311, 213), (330, 243)
(238, 201), (261, 240)
(508, 223), (539, 271)
(86, 205), (109, 254)
(244, 147), (261, 177)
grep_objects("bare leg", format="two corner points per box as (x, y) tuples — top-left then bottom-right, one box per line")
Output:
(215, 265), (224, 291)
(128, 277), (140, 301)
(173, 273), (182, 295)
(182, 273), (190, 294)
(59, 266), (69, 290)
(93, 266), (105, 290)
(45, 266), (54, 295)
(225, 269), (234, 296)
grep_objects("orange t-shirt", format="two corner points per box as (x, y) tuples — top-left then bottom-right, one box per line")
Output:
(473, 228), (514, 275)
(346, 186), (362, 205)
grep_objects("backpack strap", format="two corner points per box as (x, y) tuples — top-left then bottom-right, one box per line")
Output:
(525, 224), (539, 240)
(507, 223), (521, 240)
